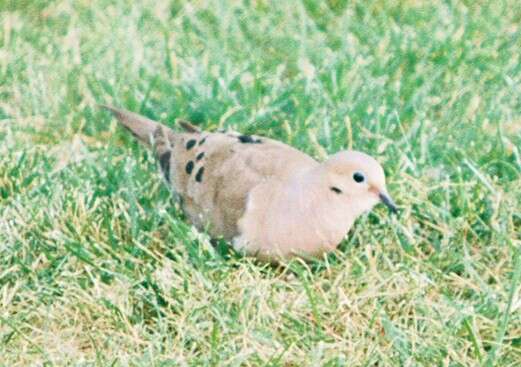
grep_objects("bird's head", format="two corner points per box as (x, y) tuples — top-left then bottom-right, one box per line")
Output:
(322, 150), (397, 215)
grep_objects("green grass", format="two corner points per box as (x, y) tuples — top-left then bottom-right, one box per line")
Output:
(1, 0), (520, 365)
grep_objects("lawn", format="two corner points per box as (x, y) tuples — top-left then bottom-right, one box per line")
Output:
(1, 0), (520, 365)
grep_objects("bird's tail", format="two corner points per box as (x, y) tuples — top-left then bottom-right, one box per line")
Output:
(102, 105), (184, 182)
(100, 104), (167, 146)
(101, 104), (201, 142)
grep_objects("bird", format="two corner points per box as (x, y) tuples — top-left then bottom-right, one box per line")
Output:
(102, 105), (397, 261)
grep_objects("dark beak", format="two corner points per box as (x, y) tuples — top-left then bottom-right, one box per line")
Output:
(379, 193), (398, 214)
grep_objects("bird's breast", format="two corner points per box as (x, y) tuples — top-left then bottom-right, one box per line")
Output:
(234, 182), (353, 259)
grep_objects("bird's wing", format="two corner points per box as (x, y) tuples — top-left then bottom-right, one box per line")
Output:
(103, 106), (317, 239)
(164, 131), (318, 240)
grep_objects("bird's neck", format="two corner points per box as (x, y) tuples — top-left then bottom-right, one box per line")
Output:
(291, 167), (359, 227)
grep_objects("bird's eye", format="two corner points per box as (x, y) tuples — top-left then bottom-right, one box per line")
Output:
(330, 186), (342, 194)
(353, 172), (365, 183)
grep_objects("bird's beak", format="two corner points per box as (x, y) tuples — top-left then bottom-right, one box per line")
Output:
(379, 192), (398, 214)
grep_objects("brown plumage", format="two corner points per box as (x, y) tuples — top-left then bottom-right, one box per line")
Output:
(102, 105), (397, 261)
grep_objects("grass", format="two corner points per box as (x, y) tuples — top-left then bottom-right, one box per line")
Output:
(1, 0), (520, 365)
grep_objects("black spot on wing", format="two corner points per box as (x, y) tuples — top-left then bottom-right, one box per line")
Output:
(198, 137), (206, 146)
(159, 151), (172, 182)
(238, 135), (261, 144)
(186, 139), (197, 150)
(195, 167), (204, 182)
(330, 186), (342, 194)
(185, 161), (194, 174)
(196, 152), (205, 161)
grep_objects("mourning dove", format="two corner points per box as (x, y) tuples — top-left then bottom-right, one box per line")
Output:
(102, 105), (397, 261)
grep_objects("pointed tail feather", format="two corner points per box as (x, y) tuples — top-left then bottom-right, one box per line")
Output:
(100, 104), (163, 145)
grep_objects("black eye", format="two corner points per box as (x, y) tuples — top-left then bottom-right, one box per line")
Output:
(353, 172), (365, 183)
(330, 186), (342, 194)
